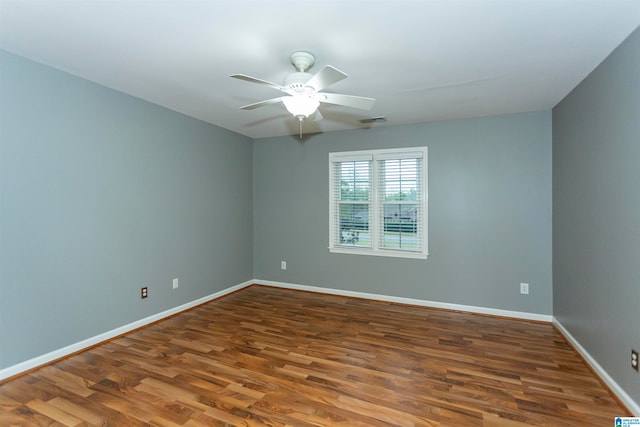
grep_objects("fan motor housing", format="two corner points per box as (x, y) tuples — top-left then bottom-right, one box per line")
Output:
(283, 71), (313, 88)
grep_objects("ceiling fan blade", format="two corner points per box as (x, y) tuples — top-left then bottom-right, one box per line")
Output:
(320, 93), (376, 110)
(240, 97), (284, 110)
(304, 65), (347, 91)
(231, 74), (287, 93)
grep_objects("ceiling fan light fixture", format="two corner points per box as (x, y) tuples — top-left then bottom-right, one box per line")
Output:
(282, 95), (319, 119)
(231, 50), (375, 135)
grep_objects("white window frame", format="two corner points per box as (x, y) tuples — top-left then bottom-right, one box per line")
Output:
(329, 147), (428, 259)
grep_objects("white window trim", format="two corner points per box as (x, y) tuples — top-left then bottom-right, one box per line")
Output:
(329, 147), (428, 259)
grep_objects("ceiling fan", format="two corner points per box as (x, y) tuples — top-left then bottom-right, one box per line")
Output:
(231, 51), (376, 137)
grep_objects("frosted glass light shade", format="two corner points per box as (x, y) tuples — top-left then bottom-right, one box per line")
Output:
(282, 95), (319, 118)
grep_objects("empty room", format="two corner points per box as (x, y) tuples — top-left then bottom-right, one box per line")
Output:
(1, 1), (638, 425)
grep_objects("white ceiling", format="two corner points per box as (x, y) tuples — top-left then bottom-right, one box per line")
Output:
(1, 1), (638, 139)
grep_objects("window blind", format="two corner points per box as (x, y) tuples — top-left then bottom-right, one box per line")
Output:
(329, 147), (428, 259)
(378, 157), (423, 252)
(334, 160), (372, 248)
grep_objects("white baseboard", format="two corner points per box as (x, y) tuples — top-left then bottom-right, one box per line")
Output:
(0, 280), (254, 382)
(6, 278), (636, 417)
(255, 279), (553, 322)
(259, 279), (638, 414)
(553, 318), (639, 416)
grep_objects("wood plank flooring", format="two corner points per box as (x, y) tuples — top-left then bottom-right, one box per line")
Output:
(0, 285), (629, 426)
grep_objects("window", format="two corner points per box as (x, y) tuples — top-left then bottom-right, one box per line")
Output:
(329, 147), (428, 259)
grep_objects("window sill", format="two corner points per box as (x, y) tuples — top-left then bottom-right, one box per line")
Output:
(329, 247), (428, 259)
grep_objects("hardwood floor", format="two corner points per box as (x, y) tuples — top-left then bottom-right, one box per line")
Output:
(0, 285), (629, 426)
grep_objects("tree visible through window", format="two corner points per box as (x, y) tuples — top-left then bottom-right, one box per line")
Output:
(329, 147), (428, 259)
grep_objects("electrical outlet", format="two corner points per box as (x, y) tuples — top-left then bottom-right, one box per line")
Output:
(281, 261), (287, 270)
(520, 283), (529, 295)
(173, 278), (179, 289)
(632, 349), (638, 372)
(141, 286), (148, 299)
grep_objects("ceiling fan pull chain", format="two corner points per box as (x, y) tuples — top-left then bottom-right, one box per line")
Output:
(299, 118), (303, 139)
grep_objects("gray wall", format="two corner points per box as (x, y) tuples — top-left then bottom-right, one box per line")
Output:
(0, 51), (253, 369)
(553, 28), (640, 404)
(254, 111), (552, 315)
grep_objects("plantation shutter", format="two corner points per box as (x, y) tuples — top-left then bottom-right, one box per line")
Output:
(332, 154), (373, 248)
(329, 147), (428, 259)
(377, 151), (424, 252)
